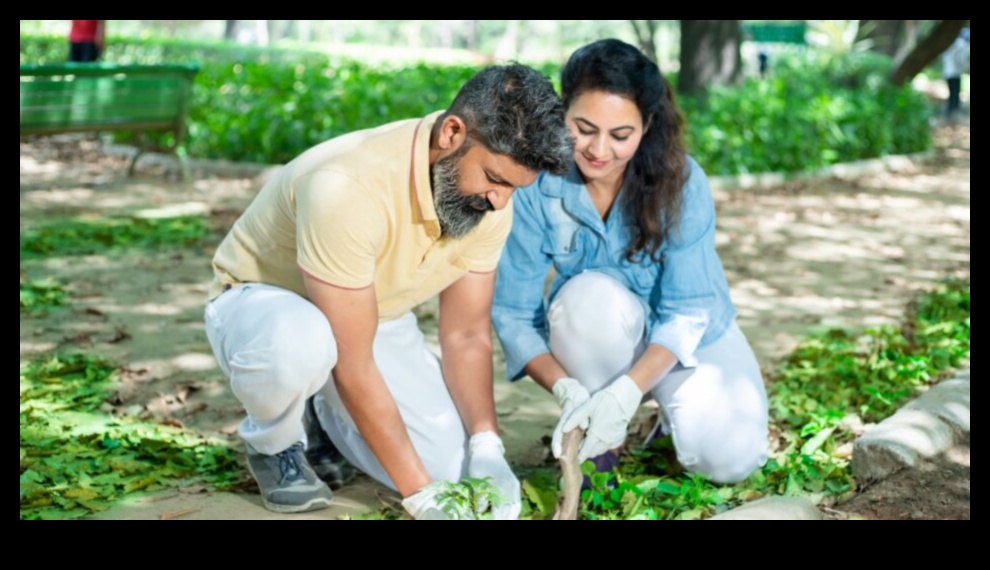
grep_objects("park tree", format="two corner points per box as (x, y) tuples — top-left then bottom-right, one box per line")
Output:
(889, 19), (967, 86)
(629, 20), (659, 64)
(859, 20), (920, 62)
(137, 20), (204, 38)
(678, 20), (743, 95)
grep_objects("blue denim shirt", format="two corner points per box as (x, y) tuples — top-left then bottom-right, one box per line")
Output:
(492, 156), (737, 382)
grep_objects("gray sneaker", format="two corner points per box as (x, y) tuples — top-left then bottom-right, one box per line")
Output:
(246, 442), (334, 513)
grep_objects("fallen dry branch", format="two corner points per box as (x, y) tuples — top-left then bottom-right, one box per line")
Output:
(553, 428), (584, 520)
(159, 507), (199, 520)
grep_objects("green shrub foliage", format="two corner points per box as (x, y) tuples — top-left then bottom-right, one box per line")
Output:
(22, 35), (932, 173)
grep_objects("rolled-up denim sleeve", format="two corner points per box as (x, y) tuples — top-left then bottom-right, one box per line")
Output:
(492, 186), (552, 382)
(647, 159), (719, 368)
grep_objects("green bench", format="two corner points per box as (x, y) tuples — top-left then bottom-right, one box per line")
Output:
(20, 62), (200, 181)
(744, 23), (807, 45)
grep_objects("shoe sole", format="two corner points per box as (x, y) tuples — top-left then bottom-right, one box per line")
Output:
(259, 494), (334, 514)
(247, 461), (334, 514)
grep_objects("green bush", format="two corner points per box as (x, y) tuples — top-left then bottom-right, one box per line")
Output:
(679, 51), (933, 175)
(21, 34), (932, 174)
(189, 59), (477, 164)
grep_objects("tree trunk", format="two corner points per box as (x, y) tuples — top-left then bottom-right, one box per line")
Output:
(296, 20), (312, 42)
(678, 20), (743, 96)
(860, 20), (905, 57)
(276, 20), (293, 41)
(466, 20), (480, 52)
(438, 20), (454, 49)
(405, 20), (422, 49)
(629, 20), (659, 64)
(890, 20), (967, 86)
(860, 20), (922, 64)
(895, 21), (919, 65)
(495, 20), (521, 61)
(254, 20), (270, 46)
(224, 20), (238, 41)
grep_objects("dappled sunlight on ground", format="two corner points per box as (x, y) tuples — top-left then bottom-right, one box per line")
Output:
(21, 124), (969, 519)
(715, 129), (969, 366)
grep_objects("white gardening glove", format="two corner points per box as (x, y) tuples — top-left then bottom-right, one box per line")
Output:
(466, 431), (522, 520)
(551, 377), (591, 458)
(401, 481), (476, 520)
(560, 374), (643, 462)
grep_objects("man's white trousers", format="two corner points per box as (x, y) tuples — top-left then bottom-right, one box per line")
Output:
(205, 283), (467, 491)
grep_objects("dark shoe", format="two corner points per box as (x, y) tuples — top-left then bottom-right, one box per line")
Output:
(246, 441), (334, 513)
(304, 396), (357, 490)
(580, 450), (621, 492)
(643, 411), (669, 447)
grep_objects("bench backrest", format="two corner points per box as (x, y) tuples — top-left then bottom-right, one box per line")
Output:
(20, 63), (200, 137)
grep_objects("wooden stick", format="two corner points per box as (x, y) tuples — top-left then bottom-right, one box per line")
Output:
(159, 507), (199, 520)
(553, 428), (584, 520)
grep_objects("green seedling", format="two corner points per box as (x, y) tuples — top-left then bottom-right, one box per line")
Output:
(431, 476), (508, 520)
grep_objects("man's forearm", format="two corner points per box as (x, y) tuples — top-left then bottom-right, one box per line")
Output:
(334, 361), (431, 496)
(440, 332), (498, 435)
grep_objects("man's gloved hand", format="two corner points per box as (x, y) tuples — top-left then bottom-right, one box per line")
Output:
(559, 374), (643, 462)
(401, 481), (476, 520)
(551, 377), (591, 458)
(467, 431), (521, 520)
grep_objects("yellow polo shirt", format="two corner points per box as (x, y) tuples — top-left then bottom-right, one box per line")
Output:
(208, 111), (513, 321)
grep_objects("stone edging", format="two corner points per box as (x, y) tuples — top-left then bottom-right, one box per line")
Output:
(708, 368), (969, 520)
(850, 369), (970, 482)
(708, 151), (934, 191)
(102, 144), (278, 179)
(103, 141), (934, 190)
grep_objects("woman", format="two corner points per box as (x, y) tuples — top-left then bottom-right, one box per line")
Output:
(492, 39), (768, 484)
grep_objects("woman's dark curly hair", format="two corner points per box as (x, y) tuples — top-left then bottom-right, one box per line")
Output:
(561, 38), (687, 262)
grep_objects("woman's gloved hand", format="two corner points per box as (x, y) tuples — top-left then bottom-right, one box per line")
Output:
(551, 377), (591, 458)
(560, 374), (643, 462)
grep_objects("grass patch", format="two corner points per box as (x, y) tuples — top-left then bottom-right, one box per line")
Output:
(19, 352), (245, 520)
(20, 277), (68, 313)
(20, 215), (208, 259)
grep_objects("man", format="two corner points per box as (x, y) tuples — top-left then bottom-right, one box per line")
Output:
(204, 63), (571, 519)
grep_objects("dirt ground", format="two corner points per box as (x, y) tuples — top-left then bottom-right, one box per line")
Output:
(19, 123), (970, 520)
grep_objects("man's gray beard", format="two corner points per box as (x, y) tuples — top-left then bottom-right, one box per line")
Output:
(432, 150), (490, 239)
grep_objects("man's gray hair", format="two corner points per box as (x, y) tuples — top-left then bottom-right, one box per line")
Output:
(448, 63), (572, 175)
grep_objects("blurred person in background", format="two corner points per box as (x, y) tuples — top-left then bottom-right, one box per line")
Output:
(942, 27), (970, 122)
(68, 20), (105, 62)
